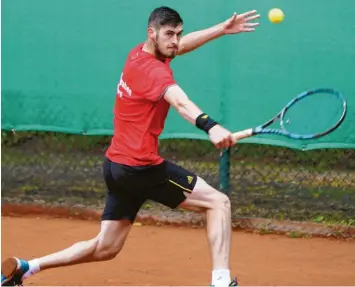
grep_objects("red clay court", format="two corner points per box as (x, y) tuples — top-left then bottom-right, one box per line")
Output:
(1, 215), (355, 286)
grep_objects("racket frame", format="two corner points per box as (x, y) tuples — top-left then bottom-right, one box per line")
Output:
(232, 88), (347, 141)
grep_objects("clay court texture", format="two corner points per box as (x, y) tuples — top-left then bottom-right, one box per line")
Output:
(1, 204), (355, 286)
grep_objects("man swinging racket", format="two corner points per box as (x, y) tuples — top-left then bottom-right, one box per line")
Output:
(1, 6), (259, 287)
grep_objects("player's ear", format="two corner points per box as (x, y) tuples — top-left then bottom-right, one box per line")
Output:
(148, 27), (157, 41)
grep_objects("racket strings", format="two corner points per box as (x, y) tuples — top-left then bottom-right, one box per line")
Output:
(282, 92), (344, 136)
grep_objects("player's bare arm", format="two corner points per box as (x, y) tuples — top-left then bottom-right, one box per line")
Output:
(164, 85), (236, 149)
(177, 10), (260, 55)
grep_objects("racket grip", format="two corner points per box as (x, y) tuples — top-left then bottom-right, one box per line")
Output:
(231, 128), (254, 141)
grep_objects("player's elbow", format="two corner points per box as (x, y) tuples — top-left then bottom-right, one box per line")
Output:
(177, 44), (190, 56)
(177, 45), (185, 55)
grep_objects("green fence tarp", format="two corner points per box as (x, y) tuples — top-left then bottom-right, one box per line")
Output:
(2, 0), (355, 150)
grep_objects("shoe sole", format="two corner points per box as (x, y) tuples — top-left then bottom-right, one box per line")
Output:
(1, 258), (18, 285)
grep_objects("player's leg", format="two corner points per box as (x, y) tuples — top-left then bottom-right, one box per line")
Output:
(1, 214), (134, 286)
(146, 160), (235, 287)
(1, 157), (145, 286)
(30, 219), (133, 270)
(178, 177), (235, 287)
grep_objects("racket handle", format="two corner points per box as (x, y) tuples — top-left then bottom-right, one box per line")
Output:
(231, 128), (254, 141)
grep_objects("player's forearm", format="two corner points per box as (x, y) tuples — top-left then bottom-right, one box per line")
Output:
(177, 23), (225, 55)
(175, 98), (203, 125)
(164, 85), (218, 132)
(176, 99), (220, 136)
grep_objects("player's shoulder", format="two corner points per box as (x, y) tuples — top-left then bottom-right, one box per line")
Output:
(127, 43), (145, 59)
(126, 43), (151, 63)
(123, 43), (174, 85)
(127, 43), (171, 69)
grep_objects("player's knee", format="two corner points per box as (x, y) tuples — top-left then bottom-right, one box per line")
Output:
(95, 244), (122, 261)
(93, 235), (123, 261)
(212, 192), (231, 212)
(96, 248), (120, 261)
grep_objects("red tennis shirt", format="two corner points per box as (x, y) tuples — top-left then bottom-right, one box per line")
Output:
(105, 43), (177, 166)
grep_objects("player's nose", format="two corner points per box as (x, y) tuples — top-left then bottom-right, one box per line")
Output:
(171, 35), (179, 45)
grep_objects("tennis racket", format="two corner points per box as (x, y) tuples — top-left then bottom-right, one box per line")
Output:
(232, 88), (347, 141)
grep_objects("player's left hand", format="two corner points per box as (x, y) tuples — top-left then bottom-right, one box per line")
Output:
(222, 10), (260, 34)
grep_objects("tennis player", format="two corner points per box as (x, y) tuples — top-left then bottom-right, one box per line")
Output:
(1, 6), (259, 287)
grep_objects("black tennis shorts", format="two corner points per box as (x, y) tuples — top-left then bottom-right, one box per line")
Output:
(101, 157), (198, 222)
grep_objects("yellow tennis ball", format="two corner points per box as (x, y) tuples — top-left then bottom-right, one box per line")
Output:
(268, 8), (284, 24)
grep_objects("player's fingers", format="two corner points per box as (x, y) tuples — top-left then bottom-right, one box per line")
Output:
(217, 142), (224, 149)
(245, 22), (259, 27)
(214, 140), (223, 149)
(230, 12), (237, 21)
(238, 10), (257, 18)
(223, 137), (231, 148)
(245, 14), (260, 22)
(243, 28), (256, 32)
(228, 135), (236, 147)
(217, 139), (226, 149)
(225, 12), (237, 26)
(229, 135), (237, 146)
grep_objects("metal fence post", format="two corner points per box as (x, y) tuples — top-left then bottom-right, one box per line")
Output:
(219, 147), (231, 195)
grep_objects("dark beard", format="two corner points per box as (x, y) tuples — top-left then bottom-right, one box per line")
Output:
(154, 42), (166, 61)
(153, 37), (175, 61)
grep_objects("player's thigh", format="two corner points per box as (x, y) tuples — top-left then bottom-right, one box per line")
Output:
(146, 160), (197, 209)
(146, 161), (229, 211)
(102, 157), (146, 223)
(179, 176), (231, 211)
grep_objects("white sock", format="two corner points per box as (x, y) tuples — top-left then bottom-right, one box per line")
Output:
(22, 259), (41, 279)
(212, 269), (231, 286)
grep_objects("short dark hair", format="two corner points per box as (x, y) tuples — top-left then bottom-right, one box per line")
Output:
(148, 6), (183, 28)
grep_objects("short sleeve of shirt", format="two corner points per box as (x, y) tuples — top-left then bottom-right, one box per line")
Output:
(144, 62), (177, 102)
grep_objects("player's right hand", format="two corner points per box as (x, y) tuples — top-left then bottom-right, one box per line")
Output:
(208, 125), (237, 149)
